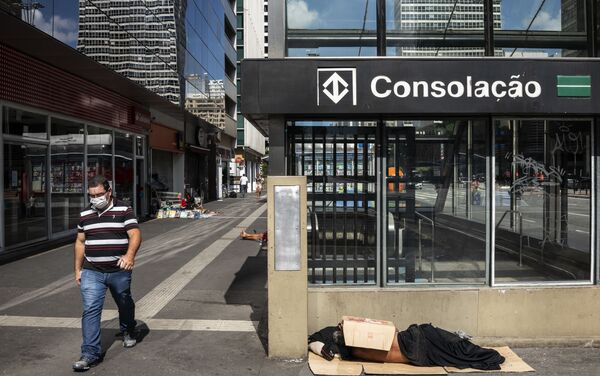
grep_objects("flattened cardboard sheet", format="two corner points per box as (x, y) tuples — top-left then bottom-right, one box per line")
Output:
(309, 346), (533, 375)
(444, 347), (535, 373)
(308, 352), (447, 375)
(362, 360), (447, 375)
(308, 352), (363, 376)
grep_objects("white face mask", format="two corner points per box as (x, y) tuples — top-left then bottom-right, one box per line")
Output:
(90, 193), (110, 211)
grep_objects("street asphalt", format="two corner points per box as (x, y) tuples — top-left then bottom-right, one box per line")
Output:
(0, 196), (599, 376)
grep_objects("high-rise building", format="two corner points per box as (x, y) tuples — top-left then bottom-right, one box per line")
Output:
(235, 0), (267, 192)
(77, 0), (238, 201)
(77, 1), (184, 105)
(392, 0), (501, 57)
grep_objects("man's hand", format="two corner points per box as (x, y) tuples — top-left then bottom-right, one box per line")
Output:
(75, 269), (82, 286)
(321, 346), (335, 361)
(118, 255), (135, 271)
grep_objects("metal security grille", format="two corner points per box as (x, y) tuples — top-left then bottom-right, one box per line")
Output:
(385, 127), (417, 283)
(288, 125), (377, 284)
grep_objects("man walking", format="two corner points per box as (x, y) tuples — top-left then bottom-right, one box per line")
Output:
(239, 174), (249, 198)
(73, 175), (141, 371)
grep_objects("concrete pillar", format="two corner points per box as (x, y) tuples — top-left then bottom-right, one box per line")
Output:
(267, 176), (307, 358)
(269, 116), (286, 176)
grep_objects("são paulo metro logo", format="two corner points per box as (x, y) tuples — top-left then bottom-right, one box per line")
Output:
(317, 68), (357, 106)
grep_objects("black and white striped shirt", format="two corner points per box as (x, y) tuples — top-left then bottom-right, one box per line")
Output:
(78, 199), (139, 272)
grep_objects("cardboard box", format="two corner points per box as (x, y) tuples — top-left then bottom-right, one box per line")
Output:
(342, 316), (396, 351)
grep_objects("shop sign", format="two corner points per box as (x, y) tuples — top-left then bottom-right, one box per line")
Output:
(128, 106), (151, 127)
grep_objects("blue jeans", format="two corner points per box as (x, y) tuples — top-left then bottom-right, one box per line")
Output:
(80, 269), (136, 361)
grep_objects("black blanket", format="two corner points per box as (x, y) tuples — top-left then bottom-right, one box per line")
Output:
(398, 324), (505, 370)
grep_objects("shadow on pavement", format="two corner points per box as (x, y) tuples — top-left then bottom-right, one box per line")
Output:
(224, 243), (269, 354)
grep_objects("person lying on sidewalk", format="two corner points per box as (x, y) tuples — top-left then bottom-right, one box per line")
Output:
(240, 230), (267, 243)
(308, 322), (505, 371)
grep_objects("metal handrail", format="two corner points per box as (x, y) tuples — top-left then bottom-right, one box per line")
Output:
(496, 209), (524, 267)
(416, 212), (435, 282)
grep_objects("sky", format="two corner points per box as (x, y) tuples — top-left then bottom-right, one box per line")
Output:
(287, 0), (564, 31)
(23, 0), (565, 49)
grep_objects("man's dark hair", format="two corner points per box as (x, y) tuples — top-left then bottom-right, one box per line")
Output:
(89, 175), (111, 191)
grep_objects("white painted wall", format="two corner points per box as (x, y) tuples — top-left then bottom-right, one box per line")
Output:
(244, 119), (266, 155)
(240, 0), (267, 156)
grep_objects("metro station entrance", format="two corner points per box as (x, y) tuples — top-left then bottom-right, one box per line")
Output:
(288, 117), (593, 286)
(243, 58), (596, 287)
(288, 119), (491, 286)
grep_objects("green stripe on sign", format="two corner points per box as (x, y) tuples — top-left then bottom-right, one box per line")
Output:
(557, 75), (591, 86)
(557, 75), (591, 97)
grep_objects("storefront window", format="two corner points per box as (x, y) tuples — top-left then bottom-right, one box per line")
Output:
(86, 125), (113, 189)
(3, 142), (48, 246)
(50, 118), (84, 234)
(115, 132), (134, 206)
(3, 107), (47, 139)
(494, 119), (591, 283)
(135, 135), (144, 157)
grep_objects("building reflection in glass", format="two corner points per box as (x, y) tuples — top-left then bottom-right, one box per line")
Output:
(50, 118), (84, 234)
(3, 142), (49, 246)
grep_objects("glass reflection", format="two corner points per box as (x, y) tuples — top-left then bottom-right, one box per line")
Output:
(3, 142), (48, 246)
(385, 120), (487, 284)
(86, 125), (113, 189)
(51, 0), (235, 119)
(386, 0), (486, 57)
(115, 132), (134, 207)
(50, 118), (84, 234)
(286, 0), (377, 56)
(0, 0), (80, 47)
(494, 119), (591, 283)
(287, 0), (376, 30)
(498, 0), (585, 32)
(3, 107), (47, 140)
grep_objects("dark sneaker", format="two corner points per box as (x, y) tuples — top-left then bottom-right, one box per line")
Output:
(72, 356), (99, 372)
(123, 331), (137, 348)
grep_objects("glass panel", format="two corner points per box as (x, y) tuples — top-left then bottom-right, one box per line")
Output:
(288, 47), (377, 57)
(3, 107), (47, 139)
(494, 119), (591, 283)
(3, 143), (48, 246)
(86, 125), (113, 189)
(386, 0), (486, 57)
(500, 48), (588, 58)
(50, 118), (84, 234)
(385, 120), (488, 284)
(1, 0), (80, 48)
(287, 0), (376, 30)
(597, 0), (600, 56)
(286, 0), (376, 56)
(497, 0), (585, 32)
(496, 1), (588, 58)
(136, 158), (145, 217)
(135, 135), (144, 157)
(115, 132), (134, 207)
(289, 121), (377, 285)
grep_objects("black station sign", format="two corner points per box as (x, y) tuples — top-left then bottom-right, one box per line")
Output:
(240, 58), (599, 116)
